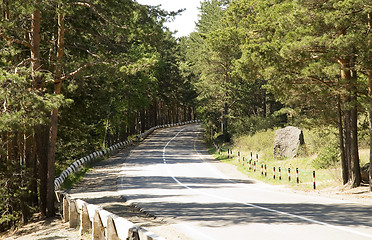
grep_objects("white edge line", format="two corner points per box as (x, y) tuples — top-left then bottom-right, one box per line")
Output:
(163, 127), (372, 239)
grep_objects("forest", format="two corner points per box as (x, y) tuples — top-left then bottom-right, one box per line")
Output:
(0, 0), (371, 232)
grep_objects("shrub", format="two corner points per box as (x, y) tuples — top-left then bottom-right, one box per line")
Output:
(312, 140), (340, 169)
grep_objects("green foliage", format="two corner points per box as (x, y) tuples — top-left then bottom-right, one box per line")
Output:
(312, 140), (341, 169)
(0, 68), (59, 131)
(232, 129), (276, 160)
(230, 115), (285, 135)
(1, 0), (197, 231)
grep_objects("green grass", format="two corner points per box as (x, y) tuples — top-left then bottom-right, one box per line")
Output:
(60, 165), (93, 190)
(57, 157), (105, 190)
(209, 126), (370, 192)
(210, 146), (342, 191)
(360, 149), (370, 166)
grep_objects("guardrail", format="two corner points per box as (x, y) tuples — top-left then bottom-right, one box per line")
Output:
(59, 193), (164, 240)
(55, 120), (202, 240)
(54, 120), (202, 191)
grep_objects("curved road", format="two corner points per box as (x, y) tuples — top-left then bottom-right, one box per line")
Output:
(118, 124), (372, 240)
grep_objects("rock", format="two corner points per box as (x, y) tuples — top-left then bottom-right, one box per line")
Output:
(273, 126), (305, 159)
(361, 163), (370, 183)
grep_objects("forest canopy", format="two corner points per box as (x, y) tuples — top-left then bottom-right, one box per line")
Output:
(0, 0), (196, 230)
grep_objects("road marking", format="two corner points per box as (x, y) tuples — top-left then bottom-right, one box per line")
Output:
(163, 127), (372, 239)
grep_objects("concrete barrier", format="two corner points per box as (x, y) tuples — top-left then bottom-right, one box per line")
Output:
(61, 195), (164, 240)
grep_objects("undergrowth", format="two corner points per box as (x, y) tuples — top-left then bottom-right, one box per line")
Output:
(209, 127), (370, 191)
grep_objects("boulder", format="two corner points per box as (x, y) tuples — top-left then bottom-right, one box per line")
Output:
(361, 162), (370, 183)
(273, 126), (305, 159)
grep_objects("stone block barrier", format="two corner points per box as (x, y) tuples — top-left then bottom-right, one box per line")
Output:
(60, 194), (165, 240)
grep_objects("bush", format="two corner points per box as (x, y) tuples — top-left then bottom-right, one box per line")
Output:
(230, 115), (284, 135)
(312, 140), (340, 169)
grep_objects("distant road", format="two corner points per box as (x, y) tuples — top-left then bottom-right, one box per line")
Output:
(118, 124), (372, 240)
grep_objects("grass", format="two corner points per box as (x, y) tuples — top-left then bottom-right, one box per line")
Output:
(57, 157), (105, 190)
(209, 147), (341, 191)
(60, 165), (93, 190)
(210, 146), (338, 191)
(210, 127), (370, 192)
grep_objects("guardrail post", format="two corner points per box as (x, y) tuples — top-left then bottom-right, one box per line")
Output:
(80, 203), (91, 235)
(93, 210), (105, 240)
(69, 199), (79, 228)
(107, 215), (120, 240)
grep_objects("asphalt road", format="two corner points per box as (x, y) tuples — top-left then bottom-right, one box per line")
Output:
(118, 124), (372, 240)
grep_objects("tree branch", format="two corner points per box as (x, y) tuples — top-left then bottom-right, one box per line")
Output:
(56, 61), (109, 83)
(0, 29), (33, 50)
(296, 76), (334, 89)
(72, 1), (127, 29)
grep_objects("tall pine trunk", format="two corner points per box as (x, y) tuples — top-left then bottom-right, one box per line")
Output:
(340, 58), (361, 188)
(222, 102), (228, 142)
(368, 70), (372, 191)
(31, 4), (42, 89)
(349, 65), (361, 187)
(46, 8), (64, 217)
(337, 95), (348, 184)
(30, 1), (50, 215)
(367, 14), (372, 191)
(36, 126), (48, 215)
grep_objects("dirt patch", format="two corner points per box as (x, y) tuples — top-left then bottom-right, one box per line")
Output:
(1, 214), (83, 240)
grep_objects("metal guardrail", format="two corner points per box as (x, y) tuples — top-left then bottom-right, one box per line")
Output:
(54, 120), (202, 240)
(54, 120), (202, 190)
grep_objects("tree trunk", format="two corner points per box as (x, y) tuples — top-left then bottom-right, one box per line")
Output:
(36, 126), (48, 216)
(366, 14), (372, 191)
(344, 109), (352, 177)
(368, 70), (372, 191)
(340, 58), (361, 187)
(30, 2), (49, 215)
(31, 4), (42, 89)
(337, 95), (348, 184)
(349, 94), (361, 187)
(46, 9), (64, 217)
(222, 102), (228, 142)
(349, 65), (361, 187)
(2, 0), (9, 19)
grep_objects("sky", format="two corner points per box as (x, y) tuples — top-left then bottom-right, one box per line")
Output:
(136, 0), (201, 38)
